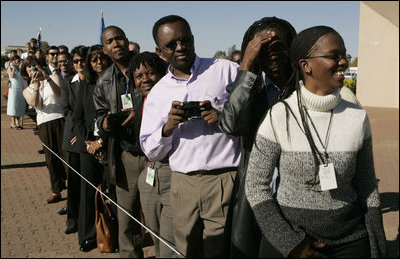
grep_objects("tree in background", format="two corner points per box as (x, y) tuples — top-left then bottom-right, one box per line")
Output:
(213, 44), (238, 60)
(349, 57), (358, 67)
(41, 41), (50, 55)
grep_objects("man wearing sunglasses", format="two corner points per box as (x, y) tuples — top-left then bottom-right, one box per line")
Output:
(44, 46), (60, 75)
(140, 15), (241, 258)
(57, 52), (75, 81)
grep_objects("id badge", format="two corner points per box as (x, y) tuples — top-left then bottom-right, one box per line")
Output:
(318, 163), (337, 191)
(121, 94), (133, 109)
(146, 167), (155, 186)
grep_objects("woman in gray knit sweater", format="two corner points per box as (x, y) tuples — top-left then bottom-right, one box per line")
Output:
(245, 26), (387, 258)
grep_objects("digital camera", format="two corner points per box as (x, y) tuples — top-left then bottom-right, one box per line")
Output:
(31, 66), (38, 73)
(176, 101), (212, 118)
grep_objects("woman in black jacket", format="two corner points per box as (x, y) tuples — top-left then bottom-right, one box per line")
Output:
(60, 45), (87, 235)
(72, 45), (112, 252)
(219, 17), (297, 258)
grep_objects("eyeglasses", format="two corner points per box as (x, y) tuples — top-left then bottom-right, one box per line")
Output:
(162, 37), (192, 51)
(57, 59), (69, 64)
(307, 53), (348, 62)
(73, 59), (85, 64)
(48, 52), (59, 56)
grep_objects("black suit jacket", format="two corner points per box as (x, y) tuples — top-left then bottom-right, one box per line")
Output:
(60, 77), (85, 153)
(72, 82), (99, 154)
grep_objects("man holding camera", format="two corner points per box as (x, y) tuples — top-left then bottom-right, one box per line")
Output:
(93, 26), (145, 258)
(140, 15), (241, 258)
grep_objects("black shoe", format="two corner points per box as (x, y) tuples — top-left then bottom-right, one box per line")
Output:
(38, 149), (45, 154)
(65, 224), (78, 234)
(79, 239), (97, 252)
(58, 206), (67, 215)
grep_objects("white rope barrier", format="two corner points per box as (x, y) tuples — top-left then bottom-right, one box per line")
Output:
(41, 142), (185, 258)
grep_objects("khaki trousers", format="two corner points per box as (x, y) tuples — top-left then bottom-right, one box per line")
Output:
(116, 151), (145, 258)
(138, 161), (176, 258)
(170, 169), (236, 258)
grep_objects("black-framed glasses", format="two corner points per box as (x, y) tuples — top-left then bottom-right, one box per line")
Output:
(73, 59), (85, 64)
(307, 53), (348, 62)
(162, 36), (193, 51)
(49, 52), (59, 56)
(57, 59), (69, 64)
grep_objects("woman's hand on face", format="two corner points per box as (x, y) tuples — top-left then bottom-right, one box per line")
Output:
(240, 30), (276, 72)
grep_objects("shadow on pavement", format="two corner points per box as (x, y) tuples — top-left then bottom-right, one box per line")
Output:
(1, 161), (46, 170)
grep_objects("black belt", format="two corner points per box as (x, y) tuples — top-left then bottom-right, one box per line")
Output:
(186, 167), (237, 175)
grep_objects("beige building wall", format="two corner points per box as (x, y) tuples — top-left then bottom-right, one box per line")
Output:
(357, 1), (399, 108)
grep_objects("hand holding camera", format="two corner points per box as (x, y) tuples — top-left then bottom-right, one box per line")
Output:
(175, 101), (213, 119)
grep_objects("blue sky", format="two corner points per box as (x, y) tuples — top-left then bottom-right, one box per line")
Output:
(1, 1), (360, 58)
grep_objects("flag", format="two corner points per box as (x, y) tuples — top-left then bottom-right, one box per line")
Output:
(37, 27), (42, 50)
(99, 10), (105, 45)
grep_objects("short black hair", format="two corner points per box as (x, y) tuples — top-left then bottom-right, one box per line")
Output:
(30, 38), (37, 43)
(101, 26), (127, 45)
(58, 51), (72, 61)
(58, 45), (69, 53)
(46, 46), (59, 54)
(152, 15), (191, 46)
(127, 51), (168, 83)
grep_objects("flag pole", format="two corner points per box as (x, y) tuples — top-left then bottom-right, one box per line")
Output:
(99, 10), (105, 45)
(37, 27), (42, 50)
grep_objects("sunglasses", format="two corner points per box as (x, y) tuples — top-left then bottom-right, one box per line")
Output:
(307, 53), (348, 63)
(162, 37), (192, 51)
(48, 52), (59, 56)
(73, 59), (86, 64)
(57, 59), (69, 64)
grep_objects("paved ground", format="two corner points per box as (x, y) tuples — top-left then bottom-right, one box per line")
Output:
(1, 94), (398, 257)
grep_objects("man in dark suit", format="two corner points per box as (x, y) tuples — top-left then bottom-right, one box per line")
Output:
(44, 46), (60, 75)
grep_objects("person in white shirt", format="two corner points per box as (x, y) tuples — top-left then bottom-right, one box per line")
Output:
(21, 56), (67, 204)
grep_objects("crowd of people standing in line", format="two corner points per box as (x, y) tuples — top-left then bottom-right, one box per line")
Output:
(5, 13), (387, 258)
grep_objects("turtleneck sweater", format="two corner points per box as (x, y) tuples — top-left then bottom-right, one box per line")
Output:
(245, 82), (386, 257)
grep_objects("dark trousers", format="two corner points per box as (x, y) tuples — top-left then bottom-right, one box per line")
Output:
(259, 235), (370, 258)
(38, 118), (66, 194)
(315, 236), (371, 258)
(66, 151), (81, 227)
(78, 152), (103, 244)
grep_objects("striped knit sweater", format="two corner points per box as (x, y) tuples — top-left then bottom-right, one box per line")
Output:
(245, 82), (386, 257)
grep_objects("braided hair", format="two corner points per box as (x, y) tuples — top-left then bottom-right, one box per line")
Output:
(277, 26), (339, 101)
(281, 25), (341, 187)
(241, 16), (297, 76)
(127, 51), (168, 83)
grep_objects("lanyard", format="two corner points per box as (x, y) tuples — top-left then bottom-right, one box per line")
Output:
(125, 78), (130, 97)
(303, 107), (333, 165)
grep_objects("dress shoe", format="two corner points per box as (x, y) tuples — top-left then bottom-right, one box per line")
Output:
(46, 193), (61, 204)
(65, 224), (78, 234)
(79, 239), (97, 252)
(58, 206), (67, 215)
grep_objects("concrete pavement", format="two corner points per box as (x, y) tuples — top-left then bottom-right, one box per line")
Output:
(1, 103), (398, 257)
